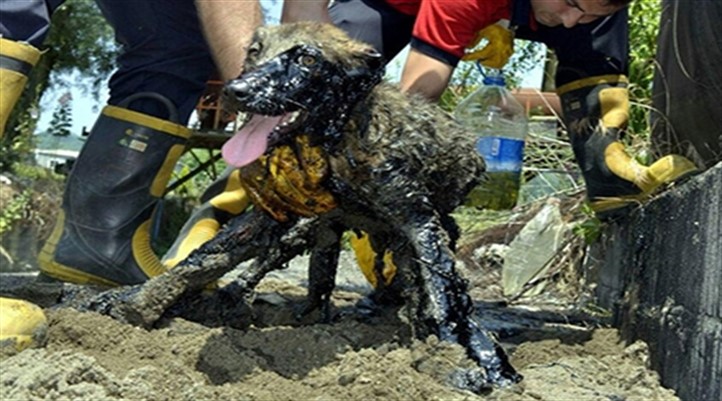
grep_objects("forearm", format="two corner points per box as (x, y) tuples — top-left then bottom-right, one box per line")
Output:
(195, 0), (263, 80)
(400, 49), (453, 102)
(281, 0), (332, 23)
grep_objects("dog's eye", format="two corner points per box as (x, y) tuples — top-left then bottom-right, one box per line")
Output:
(247, 42), (262, 58)
(298, 54), (317, 67)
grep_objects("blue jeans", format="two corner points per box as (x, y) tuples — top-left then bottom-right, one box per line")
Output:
(0, 0), (215, 123)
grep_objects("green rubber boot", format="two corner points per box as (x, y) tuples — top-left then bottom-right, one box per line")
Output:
(38, 93), (191, 286)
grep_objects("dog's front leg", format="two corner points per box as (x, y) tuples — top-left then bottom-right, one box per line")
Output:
(296, 222), (344, 322)
(233, 215), (324, 294)
(404, 212), (521, 391)
(79, 210), (301, 328)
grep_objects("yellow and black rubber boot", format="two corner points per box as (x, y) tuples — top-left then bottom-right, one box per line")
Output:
(558, 75), (697, 219)
(1, 38), (41, 138)
(162, 167), (250, 268)
(38, 93), (191, 286)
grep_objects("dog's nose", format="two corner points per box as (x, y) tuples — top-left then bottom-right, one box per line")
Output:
(225, 79), (251, 99)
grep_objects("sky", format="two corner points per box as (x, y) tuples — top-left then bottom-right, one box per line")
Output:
(36, 1), (543, 137)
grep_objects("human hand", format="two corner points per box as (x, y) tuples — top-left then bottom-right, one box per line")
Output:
(462, 22), (514, 69)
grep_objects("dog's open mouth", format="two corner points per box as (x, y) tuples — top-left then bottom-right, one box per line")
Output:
(222, 111), (305, 167)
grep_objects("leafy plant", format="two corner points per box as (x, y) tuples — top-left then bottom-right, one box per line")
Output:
(572, 203), (603, 244)
(0, 190), (31, 236)
(627, 1), (662, 142)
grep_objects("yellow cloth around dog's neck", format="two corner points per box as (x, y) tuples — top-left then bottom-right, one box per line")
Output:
(239, 135), (337, 221)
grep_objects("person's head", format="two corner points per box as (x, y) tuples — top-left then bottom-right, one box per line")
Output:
(530, 0), (632, 28)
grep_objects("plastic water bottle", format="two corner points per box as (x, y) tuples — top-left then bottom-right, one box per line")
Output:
(454, 72), (528, 210)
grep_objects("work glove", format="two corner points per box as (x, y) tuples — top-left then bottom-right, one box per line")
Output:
(462, 21), (514, 69)
(349, 231), (397, 288)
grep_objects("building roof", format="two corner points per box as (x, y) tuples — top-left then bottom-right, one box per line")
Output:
(33, 133), (85, 153)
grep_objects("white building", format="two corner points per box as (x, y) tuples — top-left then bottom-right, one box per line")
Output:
(32, 133), (84, 174)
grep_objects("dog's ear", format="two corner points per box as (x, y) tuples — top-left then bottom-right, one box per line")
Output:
(345, 47), (385, 92)
(358, 47), (384, 74)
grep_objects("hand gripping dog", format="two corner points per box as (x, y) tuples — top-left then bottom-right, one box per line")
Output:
(82, 22), (521, 391)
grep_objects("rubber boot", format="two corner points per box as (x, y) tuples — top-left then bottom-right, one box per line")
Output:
(162, 167), (250, 268)
(558, 75), (698, 218)
(38, 93), (191, 286)
(0, 38), (41, 138)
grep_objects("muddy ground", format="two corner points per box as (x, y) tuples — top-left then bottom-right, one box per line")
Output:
(1, 248), (679, 401)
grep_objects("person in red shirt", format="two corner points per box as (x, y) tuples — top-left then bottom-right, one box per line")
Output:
(282, 0), (696, 217)
(284, 0), (624, 100)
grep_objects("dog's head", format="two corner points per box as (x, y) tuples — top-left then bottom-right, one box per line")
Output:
(222, 22), (385, 167)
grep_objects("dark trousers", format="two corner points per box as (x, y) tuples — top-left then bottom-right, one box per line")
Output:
(651, 0), (722, 169)
(0, 0), (215, 123)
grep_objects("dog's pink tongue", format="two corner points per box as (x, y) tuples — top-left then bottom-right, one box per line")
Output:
(222, 114), (282, 167)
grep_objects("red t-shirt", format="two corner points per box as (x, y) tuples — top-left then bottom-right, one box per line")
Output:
(385, 0), (513, 59)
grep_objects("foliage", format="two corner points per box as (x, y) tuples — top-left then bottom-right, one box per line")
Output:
(169, 150), (228, 198)
(0, 164), (63, 237)
(626, 1), (662, 142)
(0, 121), (38, 172)
(572, 204), (603, 244)
(44, 3), (117, 87)
(0, 190), (31, 236)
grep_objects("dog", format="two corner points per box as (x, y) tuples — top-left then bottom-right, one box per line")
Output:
(86, 22), (520, 392)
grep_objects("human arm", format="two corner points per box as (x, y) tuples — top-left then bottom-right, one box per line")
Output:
(281, 0), (332, 23)
(195, 0), (263, 80)
(399, 48), (454, 102)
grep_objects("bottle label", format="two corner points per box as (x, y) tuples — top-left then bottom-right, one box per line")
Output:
(476, 136), (524, 172)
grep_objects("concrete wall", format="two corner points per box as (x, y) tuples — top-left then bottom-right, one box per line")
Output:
(591, 162), (721, 401)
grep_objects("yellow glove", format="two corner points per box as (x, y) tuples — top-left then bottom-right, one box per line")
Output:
(349, 231), (396, 288)
(239, 135), (337, 222)
(0, 297), (47, 352)
(462, 22), (514, 69)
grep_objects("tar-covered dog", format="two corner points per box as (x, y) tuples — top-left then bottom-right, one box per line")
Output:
(86, 22), (520, 391)
(223, 21), (520, 389)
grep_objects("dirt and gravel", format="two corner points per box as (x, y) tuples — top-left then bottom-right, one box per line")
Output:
(1, 250), (679, 401)
(0, 175), (678, 400)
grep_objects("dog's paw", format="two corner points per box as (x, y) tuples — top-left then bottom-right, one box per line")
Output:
(294, 294), (334, 323)
(448, 366), (522, 393)
(76, 285), (147, 325)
